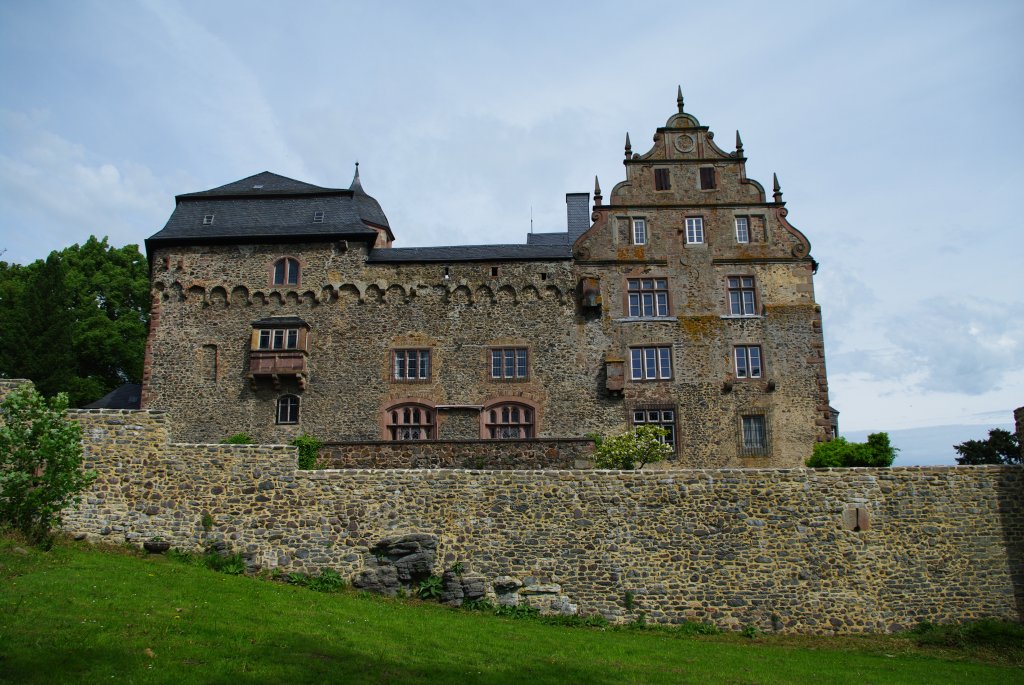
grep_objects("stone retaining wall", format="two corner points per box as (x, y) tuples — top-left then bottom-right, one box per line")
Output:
(45, 402), (1021, 634)
(318, 439), (594, 470)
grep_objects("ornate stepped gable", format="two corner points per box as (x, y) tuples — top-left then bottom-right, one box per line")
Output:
(142, 89), (831, 467)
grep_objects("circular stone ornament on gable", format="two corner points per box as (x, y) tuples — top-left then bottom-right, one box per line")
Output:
(673, 134), (695, 153)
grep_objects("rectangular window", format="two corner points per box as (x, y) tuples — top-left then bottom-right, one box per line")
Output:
(632, 219), (647, 245)
(654, 168), (671, 190)
(258, 329), (299, 350)
(699, 167), (716, 190)
(742, 415), (767, 452)
(734, 345), (762, 378)
(630, 346), (672, 380)
(313, 211), (325, 223)
(727, 276), (757, 316)
(491, 348), (528, 379)
(627, 278), (669, 317)
(632, 407), (676, 448)
(685, 217), (704, 244)
(202, 214), (215, 225)
(735, 217), (749, 243)
(394, 349), (430, 381)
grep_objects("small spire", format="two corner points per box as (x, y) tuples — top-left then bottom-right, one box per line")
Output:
(624, 132), (632, 159)
(594, 175), (603, 206)
(735, 130), (744, 154)
(772, 173), (783, 203)
(676, 85), (684, 113)
(349, 161), (363, 192)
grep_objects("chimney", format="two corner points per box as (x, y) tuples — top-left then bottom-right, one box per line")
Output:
(566, 192), (590, 241)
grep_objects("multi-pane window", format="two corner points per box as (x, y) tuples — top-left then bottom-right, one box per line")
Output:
(627, 278), (669, 317)
(699, 167), (716, 190)
(258, 328), (299, 350)
(485, 403), (534, 439)
(630, 346), (672, 380)
(735, 217), (749, 243)
(742, 415), (767, 451)
(387, 404), (435, 440)
(276, 395), (299, 424)
(632, 219), (647, 245)
(393, 349), (430, 381)
(632, 407), (676, 448)
(272, 257), (300, 285)
(734, 345), (762, 378)
(491, 348), (528, 380)
(654, 168), (671, 191)
(727, 276), (757, 316)
(202, 214), (215, 225)
(685, 217), (704, 244)
(313, 211), (325, 223)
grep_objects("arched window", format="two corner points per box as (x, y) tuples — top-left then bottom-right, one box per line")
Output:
(386, 403), (435, 440)
(272, 257), (300, 286)
(484, 403), (534, 439)
(276, 395), (300, 424)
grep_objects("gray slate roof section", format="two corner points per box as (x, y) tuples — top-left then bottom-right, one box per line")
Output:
(526, 232), (569, 246)
(82, 383), (141, 410)
(349, 168), (390, 229)
(368, 243), (572, 263)
(147, 171), (390, 247)
(179, 171), (342, 198)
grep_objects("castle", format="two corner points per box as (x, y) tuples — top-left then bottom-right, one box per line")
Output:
(142, 91), (831, 467)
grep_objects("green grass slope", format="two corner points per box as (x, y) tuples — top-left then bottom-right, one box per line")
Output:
(0, 537), (1020, 684)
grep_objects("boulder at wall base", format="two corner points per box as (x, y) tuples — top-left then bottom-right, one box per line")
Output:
(352, 533), (438, 596)
(440, 571), (487, 606)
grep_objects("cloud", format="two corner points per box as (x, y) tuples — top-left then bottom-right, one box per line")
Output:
(0, 109), (170, 261)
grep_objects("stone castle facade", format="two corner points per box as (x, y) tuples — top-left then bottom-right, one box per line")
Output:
(142, 92), (831, 467)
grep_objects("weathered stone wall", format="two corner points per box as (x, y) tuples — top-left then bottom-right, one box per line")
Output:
(318, 439), (593, 470)
(58, 405), (1023, 634)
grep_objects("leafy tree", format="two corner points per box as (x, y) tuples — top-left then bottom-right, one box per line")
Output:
(594, 425), (672, 469)
(0, 237), (149, 406)
(805, 432), (897, 467)
(0, 385), (95, 545)
(954, 429), (1021, 465)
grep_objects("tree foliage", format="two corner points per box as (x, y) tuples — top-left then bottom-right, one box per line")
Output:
(593, 425), (672, 469)
(805, 433), (897, 468)
(0, 237), (149, 406)
(0, 385), (95, 545)
(954, 429), (1021, 465)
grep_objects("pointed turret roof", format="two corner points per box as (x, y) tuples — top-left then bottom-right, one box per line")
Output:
(348, 163), (391, 231)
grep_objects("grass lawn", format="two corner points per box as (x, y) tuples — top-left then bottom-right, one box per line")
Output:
(0, 536), (1021, 684)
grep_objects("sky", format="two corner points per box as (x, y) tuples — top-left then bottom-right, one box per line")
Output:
(1, 0), (1021, 464)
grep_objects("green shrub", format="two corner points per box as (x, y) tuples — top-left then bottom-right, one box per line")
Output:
(221, 433), (255, 445)
(0, 386), (96, 546)
(806, 433), (897, 467)
(676, 620), (720, 636)
(291, 433), (323, 470)
(306, 568), (345, 593)
(540, 614), (609, 628)
(417, 574), (444, 600)
(741, 624), (760, 639)
(462, 598), (496, 612)
(910, 619), (1024, 650)
(494, 603), (540, 619)
(594, 425), (672, 469)
(203, 550), (245, 575)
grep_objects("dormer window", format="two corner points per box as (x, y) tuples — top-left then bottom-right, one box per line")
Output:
(202, 214), (215, 225)
(313, 211), (325, 223)
(272, 257), (300, 286)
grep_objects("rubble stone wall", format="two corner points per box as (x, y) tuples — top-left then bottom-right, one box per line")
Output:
(41, 398), (1021, 634)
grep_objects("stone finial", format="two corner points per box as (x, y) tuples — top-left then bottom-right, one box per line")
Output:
(624, 133), (632, 159)
(676, 85), (684, 113)
(735, 130), (744, 155)
(594, 175), (602, 206)
(773, 173), (784, 203)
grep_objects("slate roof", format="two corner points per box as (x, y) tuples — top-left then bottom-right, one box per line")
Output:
(252, 316), (310, 328)
(526, 232), (570, 246)
(82, 383), (142, 410)
(146, 171), (387, 250)
(367, 243), (572, 263)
